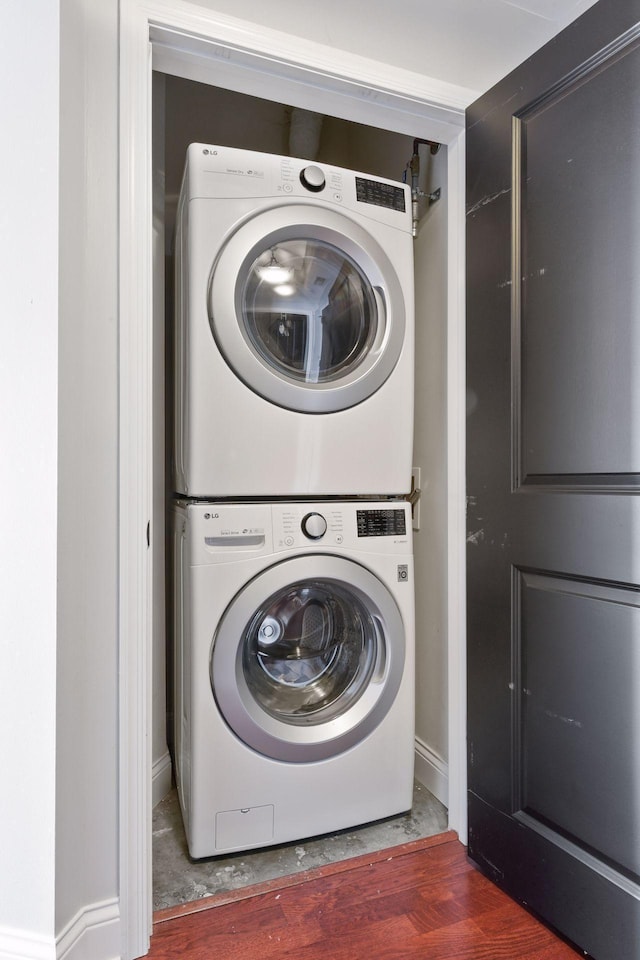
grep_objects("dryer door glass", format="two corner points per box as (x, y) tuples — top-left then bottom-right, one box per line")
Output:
(240, 241), (377, 385)
(208, 205), (408, 414)
(243, 579), (377, 723)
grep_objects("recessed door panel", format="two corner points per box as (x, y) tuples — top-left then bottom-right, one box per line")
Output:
(515, 46), (640, 484)
(517, 572), (640, 879)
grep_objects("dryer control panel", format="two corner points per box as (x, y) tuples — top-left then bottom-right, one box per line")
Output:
(184, 143), (412, 231)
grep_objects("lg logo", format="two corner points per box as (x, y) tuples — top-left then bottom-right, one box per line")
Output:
(204, 513), (220, 520)
(202, 149), (218, 156)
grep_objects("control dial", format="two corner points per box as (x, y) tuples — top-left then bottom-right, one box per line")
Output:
(299, 165), (326, 192)
(301, 511), (328, 540)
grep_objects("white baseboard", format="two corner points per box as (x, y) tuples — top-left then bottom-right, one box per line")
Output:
(152, 750), (173, 807)
(414, 736), (449, 809)
(56, 899), (120, 960)
(0, 926), (55, 960)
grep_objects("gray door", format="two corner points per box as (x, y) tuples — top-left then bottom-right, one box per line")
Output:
(466, 2), (640, 957)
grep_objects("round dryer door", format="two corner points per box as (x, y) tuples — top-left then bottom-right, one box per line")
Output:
(208, 205), (406, 413)
(211, 555), (405, 761)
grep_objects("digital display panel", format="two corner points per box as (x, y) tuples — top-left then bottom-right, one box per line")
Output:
(357, 509), (407, 537)
(355, 177), (406, 213)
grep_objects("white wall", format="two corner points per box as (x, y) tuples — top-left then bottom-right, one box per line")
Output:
(319, 117), (412, 182)
(0, 3), (122, 954)
(413, 146), (449, 793)
(56, 0), (121, 954)
(0, 2), (59, 951)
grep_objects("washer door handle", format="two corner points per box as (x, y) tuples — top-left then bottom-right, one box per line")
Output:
(371, 616), (388, 684)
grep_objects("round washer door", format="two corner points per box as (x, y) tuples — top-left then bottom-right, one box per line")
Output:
(211, 555), (405, 762)
(208, 205), (406, 413)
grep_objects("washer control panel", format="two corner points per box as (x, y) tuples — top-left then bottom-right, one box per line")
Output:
(184, 501), (411, 561)
(356, 508), (407, 538)
(272, 502), (410, 552)
(275, 505), (344, 549)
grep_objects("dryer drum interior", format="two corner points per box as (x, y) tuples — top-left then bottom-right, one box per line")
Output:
(210, 556), (406, 763)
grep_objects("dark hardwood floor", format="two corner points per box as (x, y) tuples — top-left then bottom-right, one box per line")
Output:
(148, 832), (582, 959)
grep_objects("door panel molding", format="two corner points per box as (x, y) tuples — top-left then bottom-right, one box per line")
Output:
(514, 474), (640, 494)
(469, 792), (640, 960)
(511, 25), (640, 493)
(511, 567), (640, 881)
(513, 810), (640, 895)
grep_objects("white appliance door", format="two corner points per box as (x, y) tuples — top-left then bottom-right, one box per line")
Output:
(208, 205), (406, 413)
(211, 555), (405, 761)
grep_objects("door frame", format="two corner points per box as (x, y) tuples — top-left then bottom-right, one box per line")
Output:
(119, 2), (469, 955)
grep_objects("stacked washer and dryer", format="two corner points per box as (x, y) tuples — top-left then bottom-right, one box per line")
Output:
(172, 143), (416, 859)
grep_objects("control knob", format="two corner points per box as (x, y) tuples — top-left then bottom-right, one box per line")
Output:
(301, 511), (327, 540)
(299, 165), (326, 192)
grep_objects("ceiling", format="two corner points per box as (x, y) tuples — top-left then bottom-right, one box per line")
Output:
(193, 0), (599, 100)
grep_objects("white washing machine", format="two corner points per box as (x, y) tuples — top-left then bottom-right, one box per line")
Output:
(173, 143), (415, 498)
(172, 499), (415, 859)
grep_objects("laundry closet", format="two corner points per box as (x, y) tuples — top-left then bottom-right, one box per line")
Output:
(150, 71), (449, 900)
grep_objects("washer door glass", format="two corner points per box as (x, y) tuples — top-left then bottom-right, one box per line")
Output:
(245, 578), (375, 723)
(208, 205), (407, 413)
(241, 240), (377, 386)
(211, 555), (406, 762)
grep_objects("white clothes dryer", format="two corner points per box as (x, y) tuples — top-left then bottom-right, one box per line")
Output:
(172, 499), (415, 859)
(173, 144), (414, 498)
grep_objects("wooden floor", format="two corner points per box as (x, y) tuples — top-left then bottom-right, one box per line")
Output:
(148, 832), (582, 959)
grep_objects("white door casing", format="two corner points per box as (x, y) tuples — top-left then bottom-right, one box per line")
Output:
(119, 2), (468, 956)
